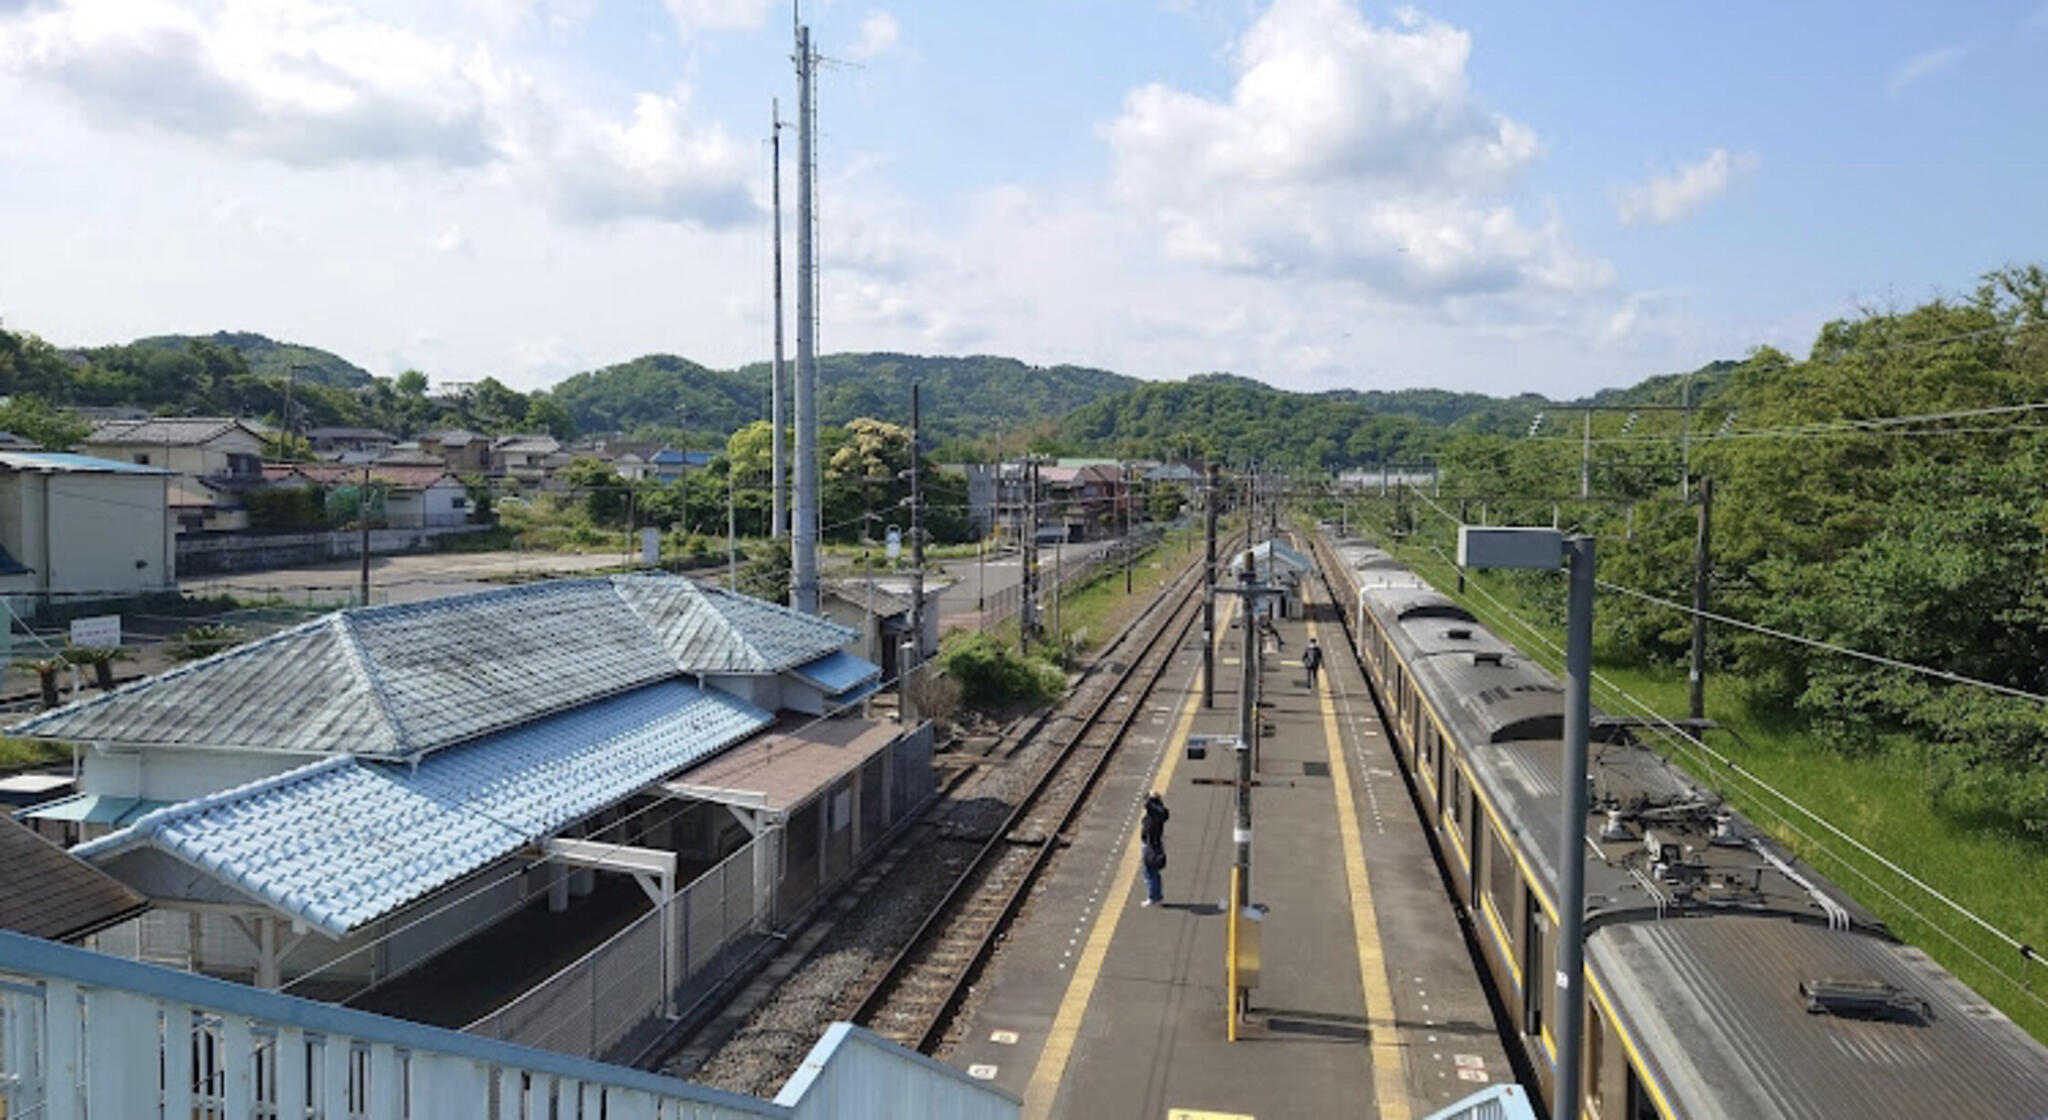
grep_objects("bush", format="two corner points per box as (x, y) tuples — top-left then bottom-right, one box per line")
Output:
(939, 633), (1064, 710)
(172, 624), (247, 661)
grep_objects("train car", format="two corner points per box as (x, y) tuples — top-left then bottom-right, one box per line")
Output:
(1317, 529), (2048, 1120)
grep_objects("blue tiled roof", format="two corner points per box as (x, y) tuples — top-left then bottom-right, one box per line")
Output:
(791, 650), (881, 694)
(74, 681), (772, 936)
(0, 451), (172, 475)
(15, 576), (854, 759)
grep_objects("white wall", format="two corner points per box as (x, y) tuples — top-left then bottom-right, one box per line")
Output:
(82, 746), (302, 803)
(0, 470), (175, 601)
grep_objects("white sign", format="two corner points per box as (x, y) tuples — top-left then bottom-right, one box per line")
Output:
(69, 614), (120, 649)
(885, 525), (902, 561)
(640, 527), (661, 566)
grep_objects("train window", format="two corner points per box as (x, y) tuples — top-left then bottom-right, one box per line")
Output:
(1626, 1064), (1658, 1120)
(1522, 889), (1547, 1040)
(1587, 1000), (1606, 1114)
(1487, 823), (1516, 919)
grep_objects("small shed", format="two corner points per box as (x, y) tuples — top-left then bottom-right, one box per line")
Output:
(1228, 539), (1314, 619)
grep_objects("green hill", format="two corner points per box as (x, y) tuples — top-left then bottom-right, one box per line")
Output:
(112, 332), (373, 388)
(552, 352), (1138, 443)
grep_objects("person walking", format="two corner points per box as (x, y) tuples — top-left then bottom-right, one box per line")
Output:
(1140, 792), (1170, 906)
(1302, 637), (1323, 691)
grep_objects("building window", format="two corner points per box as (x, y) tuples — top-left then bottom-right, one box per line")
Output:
(133, 453), (150, 465)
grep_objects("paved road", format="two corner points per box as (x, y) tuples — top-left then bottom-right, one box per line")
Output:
(926, 539), (1116, 626)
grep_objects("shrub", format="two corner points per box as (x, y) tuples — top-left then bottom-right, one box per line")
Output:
(939, 633), (1064, 710)
(172, 624), (247, 661)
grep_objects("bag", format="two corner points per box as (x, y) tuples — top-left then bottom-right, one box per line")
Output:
(1143, 841), (1166, 871)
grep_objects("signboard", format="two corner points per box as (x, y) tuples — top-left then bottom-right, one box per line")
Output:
(69, 614), (121, 650)
(885, 525), (902, 562)
(641, 527), (661, 566)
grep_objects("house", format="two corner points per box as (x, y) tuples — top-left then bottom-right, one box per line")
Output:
(11, 577), (930, 1062)
(592, 440), (666, 481)
(84, 416), (267, 480)
(265, 464), (473, 528)
(649, 448), (715, 483)
(417, 428), (491, 473)
(943, 463), (997, 538)
(0, 431), (42, 452)
(83, 417), (269, 535)
(305, 426), (397, 461)
(821, 577), (946, 681)
(492, 433), (566, 481)
(0, 451), (176, 613)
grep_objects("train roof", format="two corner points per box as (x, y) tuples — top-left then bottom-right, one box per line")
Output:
(1592, 917), (2048, 1119)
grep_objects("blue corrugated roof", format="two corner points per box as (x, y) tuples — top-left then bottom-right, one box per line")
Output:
(74, 681), (773, 935)
(792, 650), (881, 694)
(0, 451), (172, 475)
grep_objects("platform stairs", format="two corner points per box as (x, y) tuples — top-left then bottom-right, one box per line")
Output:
(1422, 1083), (1539, 1120)
(0, 929), (1017, 1120)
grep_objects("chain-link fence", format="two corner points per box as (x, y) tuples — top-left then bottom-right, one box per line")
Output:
(464, 839), (764, 1062)
(975, 530), (1163, 631)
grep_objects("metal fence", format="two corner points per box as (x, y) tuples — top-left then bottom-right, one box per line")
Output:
(975, 530), (1164, 632)
(464, 840), (764, 1063)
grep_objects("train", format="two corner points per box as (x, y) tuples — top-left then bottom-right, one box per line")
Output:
(1316, 528), (2048, 1119)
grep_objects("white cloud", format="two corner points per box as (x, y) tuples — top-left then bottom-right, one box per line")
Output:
(1612, 148), (1758, 226)
(1886, 44), (1967, 97)
(431, 224), (471, 255)
(848, 9), (898, 61)
(1100, 0), (1602, 302)
(661, 0), (771, 37)
(0, 0), (756, 227)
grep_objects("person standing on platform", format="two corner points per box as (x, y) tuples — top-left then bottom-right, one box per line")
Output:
(1302, 637), (1323, 691)
(1140, 792), (1170, 906)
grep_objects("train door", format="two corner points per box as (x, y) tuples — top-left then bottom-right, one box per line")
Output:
(1465, 787), (1482, 907)
(1625, 1062), (1660, 1120)
(1522, 887), (1548, 1044)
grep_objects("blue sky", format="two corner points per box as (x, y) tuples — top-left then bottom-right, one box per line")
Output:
(1, 1), (2042, 399)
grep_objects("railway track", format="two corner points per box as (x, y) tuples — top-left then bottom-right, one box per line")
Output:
(848, 546), (1212, 1053)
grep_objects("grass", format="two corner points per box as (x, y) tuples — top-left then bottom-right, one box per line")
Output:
(1371, 531), (2048, 1043)
(0, 737), (70, 772)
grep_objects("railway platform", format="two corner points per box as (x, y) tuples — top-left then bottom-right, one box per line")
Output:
(949, 562), (1515, 1119)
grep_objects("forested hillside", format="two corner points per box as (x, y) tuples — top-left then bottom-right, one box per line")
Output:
(102, 332), (373, 388)
(1421, 265), (2048, 827)
(552, 352), (1137, 444)
(1058, 373), (1444, 468)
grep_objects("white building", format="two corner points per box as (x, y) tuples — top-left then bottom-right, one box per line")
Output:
(0, 451), (175, 612)
(84, 417), (269, 533)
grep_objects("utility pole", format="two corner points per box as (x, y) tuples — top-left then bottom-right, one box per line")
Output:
(359, 465), (372, 607)
(909, 382), (925, 669)
(770, 99), (788, 540)
(790, 20), (820, 613)
(1580, 409), (1593, 500)
(1123, 462), (1134, 594)
(1204, 462), (1219, 708)
(1021, 458), (1039, 650)
(1689, 476), (1713, 722)
(728, 467), (739, 591)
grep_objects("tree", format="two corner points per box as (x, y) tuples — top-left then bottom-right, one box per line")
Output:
(556, 457), (630, 525)
(0, 396), (89, 450)
(524, 393), (577, 440)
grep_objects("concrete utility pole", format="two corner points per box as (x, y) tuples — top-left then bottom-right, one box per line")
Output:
(909, 382), (925, 669)
(728, 467), (739, 591)
(791, 21), (821, 613)
(1021, 458), (1039, 650)
(1204, 462), (1219, 708)
(1123, 462), (1134, 594)
(1690, 476), (1713, 722)
(770, 98), (788, 540)
(359, 465), (372, 607)
(1555, 534), (1596, 1119)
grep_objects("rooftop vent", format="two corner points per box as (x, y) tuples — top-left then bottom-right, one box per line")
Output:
(1472, 651), (1506, 668)
(1446, 627), (1474, 640)
(1798, 979), (1932, 1023)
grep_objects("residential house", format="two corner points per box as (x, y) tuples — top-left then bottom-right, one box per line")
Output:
(943, 463), (997, 539)
(418, 429), (492, 473)
(492, 434), (566, 482)
(265, 464), (474, 528)
(13, 577), (930, 1063)
(0, 431), (42, 452)
(821, 577), (947, 681)
(306, 426), (398, 462)
(649, 448), (714, 484)
(84, 417), (268, 534)
(0, 452), (176, 613)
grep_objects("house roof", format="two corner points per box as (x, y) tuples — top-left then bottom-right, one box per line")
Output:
(305, 427), (396, 442)
(790, 650), (882, 695)
(0, 431), (42, 451)
(821, 578), (914, 617)
(421, 428), (483, 447)
(1229, 540), (1313, 581)
(493, 434), (560, 453)
(0, 815), (147, 941)
(266, 464), (458, 490)
(665, 716), (899, 814)
(87, 417), (265, 447)
(11, 576), (855, 760)
(74, 680), (772, 936)
(0, 451), (172, 476)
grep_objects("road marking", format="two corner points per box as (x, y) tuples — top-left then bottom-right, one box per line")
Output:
(1023, 595), (1235, 1120)
(991, 1030), (1020, 1045)
(968, 1064), (1000, 1080)
(1306, 586), (1411, 1120)
(1168, 1111), (1255, 1120)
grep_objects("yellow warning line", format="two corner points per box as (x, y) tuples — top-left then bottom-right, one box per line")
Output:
(1023, 594), (1237, 1120)
(1306, 584), (1411, 1120)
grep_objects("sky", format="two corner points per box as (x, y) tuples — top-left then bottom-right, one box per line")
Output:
(1, 1), (2043, 400)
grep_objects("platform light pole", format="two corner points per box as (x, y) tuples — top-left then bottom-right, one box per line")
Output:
(1457, 524), (1594, 1118)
